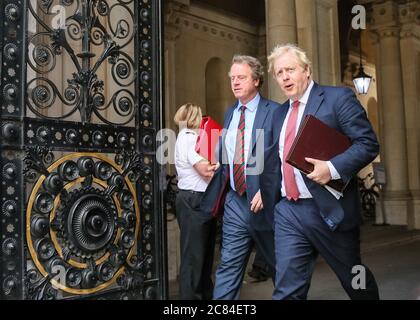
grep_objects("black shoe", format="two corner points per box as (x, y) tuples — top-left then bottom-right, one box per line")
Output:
(247, 267), (269, 282)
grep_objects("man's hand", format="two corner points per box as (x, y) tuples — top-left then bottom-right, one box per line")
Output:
(250, 190), (264, 213)
(305, 157), (332, 185)
(213, 162), (221, 171)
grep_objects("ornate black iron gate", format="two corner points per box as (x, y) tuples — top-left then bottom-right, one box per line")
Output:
(0, 0), (166, 300)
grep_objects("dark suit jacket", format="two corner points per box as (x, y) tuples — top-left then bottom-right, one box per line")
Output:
(201, 96), (281, 230)
(260, 83), (380, 231)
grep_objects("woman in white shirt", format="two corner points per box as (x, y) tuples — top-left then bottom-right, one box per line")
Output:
(174, 103), (218, 300)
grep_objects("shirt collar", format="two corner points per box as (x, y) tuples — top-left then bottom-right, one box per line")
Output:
(237, 92), (260, 113)
(290, 80), (314, 107)
(181, 127), (198, 135)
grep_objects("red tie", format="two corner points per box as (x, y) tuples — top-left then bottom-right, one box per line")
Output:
(283, 100), (300, 201)
(233, 106), (246, 196)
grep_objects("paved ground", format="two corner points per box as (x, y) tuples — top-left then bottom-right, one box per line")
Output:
(169, 222), (420, 300)
(239, 223), (420, 300)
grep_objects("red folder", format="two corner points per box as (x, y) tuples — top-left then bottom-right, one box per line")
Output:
(285, 115), (351, 193)
(195, 116), (222, 164)
(211, 173), (229, 218)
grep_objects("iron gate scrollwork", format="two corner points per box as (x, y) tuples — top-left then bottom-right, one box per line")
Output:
(0, 0), (165, 300)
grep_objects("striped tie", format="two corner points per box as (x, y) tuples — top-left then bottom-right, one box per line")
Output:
(233, 105), (246, 196)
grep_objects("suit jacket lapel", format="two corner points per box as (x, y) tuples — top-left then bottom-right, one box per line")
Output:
(248, 98), (269, 160)
(273, 83), (324, 152)
(274, 101), (289, 146)
(219, 103), (236, 164)
(299, 82), (324, 128)
(299, 83), (332, 193)
(223, 103), (236, 129)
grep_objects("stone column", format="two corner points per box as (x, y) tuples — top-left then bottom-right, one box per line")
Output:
(164, 5), (181, 132)
(295, 0), (319, 80)
(265, 0), (297, 102)
(296, 0), (340, 85)
(399, 1), (420, 229)
(371, 1), (410, 225)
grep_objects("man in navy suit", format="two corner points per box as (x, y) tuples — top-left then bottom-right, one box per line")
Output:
(260, 44), (380, 300)
(201, 55), (279, 299)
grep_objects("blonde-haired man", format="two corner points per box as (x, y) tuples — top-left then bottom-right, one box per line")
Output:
(260, 44), (380, 300)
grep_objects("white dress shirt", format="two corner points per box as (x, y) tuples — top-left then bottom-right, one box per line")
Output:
(278, 80), (342, 199)
(225, 93), (260, 191)
(175, 128), (208, 192)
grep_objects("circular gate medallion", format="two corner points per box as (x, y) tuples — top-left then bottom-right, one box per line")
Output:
(26, 153), (140, 295)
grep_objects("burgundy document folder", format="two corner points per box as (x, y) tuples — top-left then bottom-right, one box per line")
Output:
(211, 173), (229, 218)
(285, 115), (352, 193)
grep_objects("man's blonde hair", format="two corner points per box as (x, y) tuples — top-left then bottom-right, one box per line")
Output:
(267, 43), (312, 77)
(173, 103), (202, 129)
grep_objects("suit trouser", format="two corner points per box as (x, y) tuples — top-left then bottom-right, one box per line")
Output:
(273, 198), (379, 300)
(213, 190), (276, 300)
(176, 190), (217, 300)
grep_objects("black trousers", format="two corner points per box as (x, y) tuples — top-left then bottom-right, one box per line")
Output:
(176, 190), (217, 300)
(252, 248), (271, 274)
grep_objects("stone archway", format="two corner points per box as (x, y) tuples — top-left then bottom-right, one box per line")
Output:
(205, 57), (232, 126)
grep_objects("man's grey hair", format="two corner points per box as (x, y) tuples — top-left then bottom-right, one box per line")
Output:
(229, 55), (264, 88)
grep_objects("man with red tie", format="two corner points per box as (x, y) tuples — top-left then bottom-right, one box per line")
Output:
(201, 55), (280, 299)
(260, 44), (380, 299)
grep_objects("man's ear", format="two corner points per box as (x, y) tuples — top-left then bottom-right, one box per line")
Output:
(304, 65), (311, 79)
